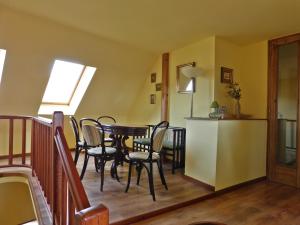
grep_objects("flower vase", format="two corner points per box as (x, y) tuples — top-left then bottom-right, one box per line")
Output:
(235, 99), (241, 119)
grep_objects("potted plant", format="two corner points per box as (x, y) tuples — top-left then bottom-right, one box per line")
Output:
(210, 100), (219, 113)
(227, 82), (241, 118)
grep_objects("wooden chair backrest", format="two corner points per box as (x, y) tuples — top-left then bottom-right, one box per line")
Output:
(151, 121), (169, 153)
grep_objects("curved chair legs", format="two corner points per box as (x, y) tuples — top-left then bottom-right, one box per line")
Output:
(80, 153), (89, 180)
(148, 163), (155, 201)
(125, 162), (133, 192)
(94, 157), (99, 173)
(157, 159), (168, 190)
(74, 147), (81, 165)
(125, 160), (168, 201)
(100, 158), (106, 191)
(136, 163), (143, 185)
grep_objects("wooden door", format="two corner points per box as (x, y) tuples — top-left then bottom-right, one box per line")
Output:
(268, 33), (300, 187)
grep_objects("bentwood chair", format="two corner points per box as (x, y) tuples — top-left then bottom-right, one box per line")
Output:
(80, 118), (118, 191)
(133, 125), (186, 174)
(69, 116), (85, 165)
(162, 127), (186, 174)
(125, 121), (169, 201)
(132, 125), (153, 152)
(97, 116), (117, 146)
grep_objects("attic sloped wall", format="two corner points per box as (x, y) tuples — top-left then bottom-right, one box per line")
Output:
(0, 6), (156, 152)
(127, 55), (162, 125)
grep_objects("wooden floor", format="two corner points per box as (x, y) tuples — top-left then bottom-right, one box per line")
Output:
(3, 157), (300, 225)
(76, 154), (213, 224)
(132, 181), (300, 225)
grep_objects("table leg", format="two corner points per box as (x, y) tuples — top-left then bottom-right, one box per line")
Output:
(110, 135), (123, 179)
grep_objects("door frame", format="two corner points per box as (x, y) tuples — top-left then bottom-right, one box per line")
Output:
(268, 33), (300, 187)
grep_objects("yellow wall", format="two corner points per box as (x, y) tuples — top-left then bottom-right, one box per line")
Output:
(0, 6), (156, 151)
(215, 120), (267, 190)
(215, 38), (268, 118)
(0, 6), (269, 152)
(239, 41), (268, 118)
(215, 38), (242, 114)
(128, 56), (162, 124)
(0, 177), (36, 225)
(131, 37), (268, 127)
(185, 120), (218, 186)
(130, 37), (216, 127)
(169, 37), (216, 127)
(185, 119), (267, 190)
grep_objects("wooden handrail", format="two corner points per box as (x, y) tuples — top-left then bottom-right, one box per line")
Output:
(55, 126), (109, 225)
(54, 126), (90, 210)
(33, 116), (53, 126)
(0, 115), (32, 119)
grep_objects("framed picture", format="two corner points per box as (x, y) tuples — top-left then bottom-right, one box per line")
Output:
(221, 67), (233, 84)
(151, 73), (156, 83)
(156, 83), (162, 91)
(150, 94), (156, 104)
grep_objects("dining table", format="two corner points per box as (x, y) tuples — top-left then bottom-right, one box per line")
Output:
(101, 123), (148, 180)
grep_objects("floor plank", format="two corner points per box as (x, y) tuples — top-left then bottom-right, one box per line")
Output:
(132, 181), (300, 225)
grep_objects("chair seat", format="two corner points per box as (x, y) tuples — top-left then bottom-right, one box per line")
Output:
(104, 137), (114, 142)
(127, 151), (160, 160)
(163, 140), (184, 149)
(133, 137), (151, 145)
(77, 141), (85, 146)
(87, 146), (116, 155)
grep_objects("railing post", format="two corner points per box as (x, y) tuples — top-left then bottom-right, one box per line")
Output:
(8, 119), (14, 165)
(22, 119), (27, 165)
(31, 119), (35, 176)
(52, 111), (64, 225)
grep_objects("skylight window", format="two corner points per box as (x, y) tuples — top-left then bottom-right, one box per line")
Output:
(0, 49), (7, 83)
(38, 59), (96, 115)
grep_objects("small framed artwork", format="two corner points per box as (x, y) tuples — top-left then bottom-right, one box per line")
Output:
(150, 94), (156, 104)
(156, 83), (162, 91)
(151, 73), (156, 83)
(221, 67), (233, 84)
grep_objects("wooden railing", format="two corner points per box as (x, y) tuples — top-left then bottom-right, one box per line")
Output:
(0, 115), (32, 168)
(0, 112), (109, 225)
(55, 125), (109, 225)
(31, 116), (54, 210)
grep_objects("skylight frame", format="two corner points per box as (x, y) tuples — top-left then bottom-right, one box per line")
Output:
(41, 66), (85, 105)
(0, 49), (7, 84)
(38, 59), (96, 115)
(41, 60), (85, 105)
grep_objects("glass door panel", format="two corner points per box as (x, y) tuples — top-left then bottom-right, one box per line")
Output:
(277, 42), (298, 168)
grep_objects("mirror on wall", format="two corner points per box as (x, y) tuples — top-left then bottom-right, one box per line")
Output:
(176, 62), (196, 93)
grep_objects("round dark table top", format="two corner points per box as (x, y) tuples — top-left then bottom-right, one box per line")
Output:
(101, 123), (148, 136)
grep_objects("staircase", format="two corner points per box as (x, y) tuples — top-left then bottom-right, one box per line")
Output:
(0, 112), (109, 225)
